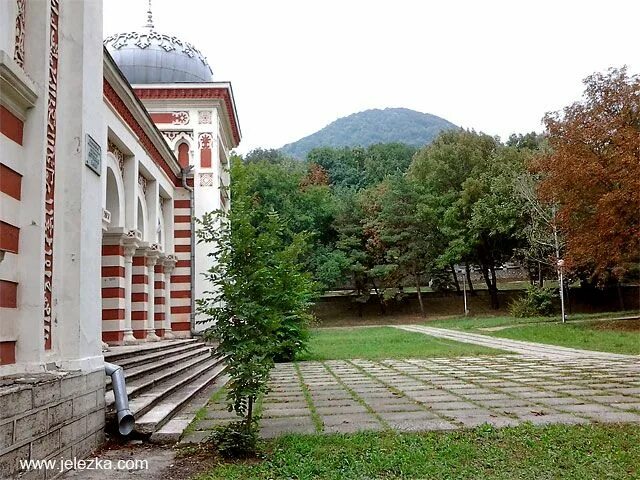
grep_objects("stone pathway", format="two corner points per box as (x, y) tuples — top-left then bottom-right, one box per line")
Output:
(183, 353), (640, 441)
(394, 325), (638, 360)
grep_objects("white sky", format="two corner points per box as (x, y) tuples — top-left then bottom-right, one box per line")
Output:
(103, 0), (640, 154)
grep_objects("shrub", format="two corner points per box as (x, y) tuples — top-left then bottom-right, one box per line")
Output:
(209, 421), (260, 458)
(509, 284), (555, 317)
(196, 157), (315, 456)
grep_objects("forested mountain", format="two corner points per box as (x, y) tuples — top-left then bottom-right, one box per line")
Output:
(280, 108), (457, 159)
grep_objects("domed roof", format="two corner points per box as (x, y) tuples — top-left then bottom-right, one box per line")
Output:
(104, 5), (213, 84)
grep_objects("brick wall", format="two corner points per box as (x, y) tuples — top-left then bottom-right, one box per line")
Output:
(0, 370), (105, 479)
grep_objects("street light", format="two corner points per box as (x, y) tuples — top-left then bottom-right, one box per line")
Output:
(462, 265), (469, 316)
(557, 258), (566, 323)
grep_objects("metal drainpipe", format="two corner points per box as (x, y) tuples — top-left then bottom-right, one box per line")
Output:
(181, 166), (196, 334)
(104, 362), (134, 435)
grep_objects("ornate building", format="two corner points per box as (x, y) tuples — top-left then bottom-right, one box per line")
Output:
(0, 0), (239, 475)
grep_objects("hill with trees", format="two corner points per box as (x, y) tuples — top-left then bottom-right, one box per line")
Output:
(280, 108), (457, 159)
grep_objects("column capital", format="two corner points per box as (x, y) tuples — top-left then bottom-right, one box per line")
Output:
(102, 227), (127, 246)
(145, 246), (161, 267)
(163, 254), (178, 274)
(122, 231), (140, 259)
(135, 241), (150, 258)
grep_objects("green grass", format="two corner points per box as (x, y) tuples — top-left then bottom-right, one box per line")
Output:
(490, 322), (640, 355)
(295, 326), (502, 361)
(194, 423), (640, 479)
(426, 310), (639, 331)
(425, 311), (640, 355)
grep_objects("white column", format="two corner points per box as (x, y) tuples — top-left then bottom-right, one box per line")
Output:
(122, 235), (138, 344)
(145, 246), (161, 341)
(163, 255), (177, 339)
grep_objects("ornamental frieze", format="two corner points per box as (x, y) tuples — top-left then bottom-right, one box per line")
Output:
(14, 0), (26, 67)
(43, 0), (60, 350)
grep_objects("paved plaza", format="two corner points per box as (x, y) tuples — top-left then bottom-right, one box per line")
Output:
(182, 328), (640, 442)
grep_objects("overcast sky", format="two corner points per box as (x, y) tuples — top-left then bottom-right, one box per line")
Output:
(104, 0), (639, 154)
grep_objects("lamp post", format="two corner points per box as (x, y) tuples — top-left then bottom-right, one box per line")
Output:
(463, 271), (469, 316)
(557, 258), (566, 323)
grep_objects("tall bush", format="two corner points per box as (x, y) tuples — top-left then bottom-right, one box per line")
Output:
(196, 158), (314, 455)
(509, 284), (555, 317)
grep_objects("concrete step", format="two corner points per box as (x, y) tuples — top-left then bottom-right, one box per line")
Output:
(135, 360), (227, 435)
(105, 344), (212, 391)
(106, 341), (205, 371)
(104, 338), (199, 363)
(105, 347), (214, 406)
(151, 374), (229, 444)
(116, 355), (225, 426)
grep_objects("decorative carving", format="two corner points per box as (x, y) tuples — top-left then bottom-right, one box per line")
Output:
(102, 209), (112, 224)
(103, 31), (213, 71)
(104, 81), (181, 186)
(198, 132), (213, 150)
(43, 0), (60, 350)
(127, 229), (143, 241)
(172, 111), (189, 125)
(162, 130), (193, 143)
(198, 110), (212, 124)
(199, 173), (214, 187)
(14, 0), (26, 68)
(134, 88), (241, 146)
(108, 140), (125, 173)
(138, 173), (148, 194)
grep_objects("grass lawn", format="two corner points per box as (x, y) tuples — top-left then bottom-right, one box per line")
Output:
(295, 326), (503, 361)
(426, 311), (640, 355)
(194, 423), (640, 480)
(490, 321), (640, 355)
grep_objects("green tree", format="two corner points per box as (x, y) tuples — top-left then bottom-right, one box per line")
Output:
(307, 143), (417, 190)
(410, 131), (526, 309)
(373, 176), (440, 315)
(196, 158), (314, 451)
(235, 152), (338, 290)
(332, 188), (374, 314)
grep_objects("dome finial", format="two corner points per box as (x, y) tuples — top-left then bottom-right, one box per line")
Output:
(145, 0), (154, 30)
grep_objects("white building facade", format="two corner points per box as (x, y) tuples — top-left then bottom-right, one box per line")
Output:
(0, 1), (239, 475)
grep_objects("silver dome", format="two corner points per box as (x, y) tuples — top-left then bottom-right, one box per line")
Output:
(104, 29), (213, 84)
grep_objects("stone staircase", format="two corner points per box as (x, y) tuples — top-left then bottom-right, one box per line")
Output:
(104, 339), (227, 443)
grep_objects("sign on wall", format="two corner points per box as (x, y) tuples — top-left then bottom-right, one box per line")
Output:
(85, 134), (102, 176)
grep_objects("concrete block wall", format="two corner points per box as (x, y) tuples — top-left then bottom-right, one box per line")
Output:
(0, 369), (105, 479)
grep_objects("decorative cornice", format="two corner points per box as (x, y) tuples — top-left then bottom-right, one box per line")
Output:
(134, 86), (241, 146)
(0, 50), (37, 120)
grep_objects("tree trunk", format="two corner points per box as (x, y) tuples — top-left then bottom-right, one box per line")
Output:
(489, 263), (499, 309)
(527, 261), (536, 285)
(371, 279), (385, 315)
(465, 263), (475, 296)
(246, 395), (254, 432)
(450, 264), (461, 293)
(415, 270), (425, 317)
(538, 261), (544, 287)
(616, 280), (626, 311)
(481, 263), (499, 310)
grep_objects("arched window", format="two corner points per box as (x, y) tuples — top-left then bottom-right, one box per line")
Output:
(178, 143), (189, 168)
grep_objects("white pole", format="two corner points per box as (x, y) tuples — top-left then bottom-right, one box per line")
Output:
(463, 267), (469, 316)
(553, 221), (566, 323)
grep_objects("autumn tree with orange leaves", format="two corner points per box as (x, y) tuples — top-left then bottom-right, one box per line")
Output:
(535, 67), (640, 283)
